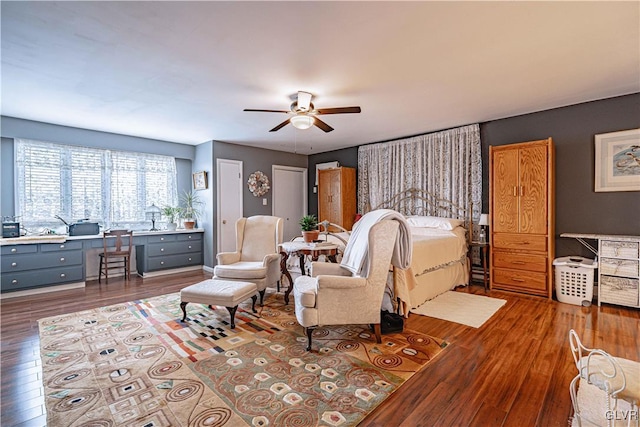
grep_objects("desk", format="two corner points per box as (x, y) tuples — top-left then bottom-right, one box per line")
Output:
(468, 241), (490, 292)
(279, 241), (338, 304)
(1, 229), (204, 296)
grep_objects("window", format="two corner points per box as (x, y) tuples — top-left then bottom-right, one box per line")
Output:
(15, 139), (177, 230)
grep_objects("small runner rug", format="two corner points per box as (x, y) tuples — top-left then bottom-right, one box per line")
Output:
(411, 291), (507, 328)
(38, 290), (448, 426)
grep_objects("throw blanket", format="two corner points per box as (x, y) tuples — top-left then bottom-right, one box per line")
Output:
(340, 209), (412, 276)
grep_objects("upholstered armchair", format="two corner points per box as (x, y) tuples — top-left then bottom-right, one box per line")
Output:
(293, 219), (400, 351)
(214, 215), (284, 305)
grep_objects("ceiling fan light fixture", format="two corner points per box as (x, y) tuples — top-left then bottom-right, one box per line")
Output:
(290, 114), (315, 130)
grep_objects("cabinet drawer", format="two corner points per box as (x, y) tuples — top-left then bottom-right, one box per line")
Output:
(493, 251), (547, 273)
(147, 234), (177, 244)
(147, 253), (202, 271)
(493, 233), (547, 252)
(1, 245), (38, 255)
(1, 265), (84, 291)
(601, 240), (639, 259)
(600, 275), (639, 307)
(147, 241), (201, 257)
(1, 251), (83, 272)
(40, 241), (83, 252)
(176, 233), (202, 242)
(493, 268), (548, 295)
(600, 258), (639, 278)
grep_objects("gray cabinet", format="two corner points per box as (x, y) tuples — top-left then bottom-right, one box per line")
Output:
(1, 241), (84, 291)
(136, 232), (203, 275)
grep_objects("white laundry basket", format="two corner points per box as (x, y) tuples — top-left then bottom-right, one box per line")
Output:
(553, 256), (597, 305)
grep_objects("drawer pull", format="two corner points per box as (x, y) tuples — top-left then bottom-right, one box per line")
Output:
(60, 273), (66, 278)
(512, 277), (526, 282)
(11, 262), (17, 267)
(12, 279), (17, 284)
(60, 257), (65, 262)
(511, 261), (526, 265)
(160, 237), (165, 241)
(160, 261), (165, 265)
(160, 248), (164, 252)
(188, 258), (192, 261)
(188, 236), (192, 239)
(513, 186), (517, 196)
(188, 245), (192, 249)
(60, 244), (65, 249)
(11, 248), (17, 253)
(521, 241), (530, 245)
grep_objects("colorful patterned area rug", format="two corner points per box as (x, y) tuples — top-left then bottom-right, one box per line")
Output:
(38, 290), (448, 426)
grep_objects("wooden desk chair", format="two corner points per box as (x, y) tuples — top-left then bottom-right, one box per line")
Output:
(99, 229), (133, 283)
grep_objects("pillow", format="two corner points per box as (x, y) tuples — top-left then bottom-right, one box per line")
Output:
(405, 215), (464, 230)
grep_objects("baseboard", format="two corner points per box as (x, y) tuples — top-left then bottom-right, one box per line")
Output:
(138, 265), (204, 278)
(0, 281), (86, 299)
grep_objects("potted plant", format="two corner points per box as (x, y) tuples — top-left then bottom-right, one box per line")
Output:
(180, 190), (202, 229)
(161, 206), (181, 231)
(299, 214), (319, 243)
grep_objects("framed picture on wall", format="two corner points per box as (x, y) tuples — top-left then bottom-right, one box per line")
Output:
(594, 128), (640, 192)
(193, 171), (208, 190)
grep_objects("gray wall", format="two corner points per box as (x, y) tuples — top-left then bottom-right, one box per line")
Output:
(309, 93), (640, 258)
(206, 141), (308, 267)
(306, 146), (358, 217)
(0, 116), (196, 219)
(481, 93), (640, 257)
(194, 141), (214, 269)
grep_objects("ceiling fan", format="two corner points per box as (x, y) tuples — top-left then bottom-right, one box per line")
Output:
(244, 91), (361, 133)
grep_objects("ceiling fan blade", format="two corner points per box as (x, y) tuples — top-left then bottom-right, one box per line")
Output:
(315, 106), (361, 115)
(269, 119), (291, 132)
(297, 91), (312, 111)
(313, 117), (334, 133)
(244, 108), (290, 114)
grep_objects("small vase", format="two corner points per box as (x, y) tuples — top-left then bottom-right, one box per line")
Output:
(166, 222), (177, 231)
(184, 220), (196, 229)
(302, 230), (319, 243)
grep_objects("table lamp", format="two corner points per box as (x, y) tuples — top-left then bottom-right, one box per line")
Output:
(478, 213), (489, 243)
(145, 204), (162, 231)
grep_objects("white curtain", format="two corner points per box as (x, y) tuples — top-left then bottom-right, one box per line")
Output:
(15, 139), (178, 231)
(357, 124), (482, 221)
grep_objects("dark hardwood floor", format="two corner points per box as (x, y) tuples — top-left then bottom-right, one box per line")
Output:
(1, 270), (638, 426)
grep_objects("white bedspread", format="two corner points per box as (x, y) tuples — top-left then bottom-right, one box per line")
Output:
(394, 226), (468, 314)
(409, 227), (467, 276)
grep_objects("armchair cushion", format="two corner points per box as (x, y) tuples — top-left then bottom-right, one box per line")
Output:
(214, 262), (267, 280)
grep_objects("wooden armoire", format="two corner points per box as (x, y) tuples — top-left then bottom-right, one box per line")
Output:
(489, 138), (555, 298)
(318, 167), (357, 231)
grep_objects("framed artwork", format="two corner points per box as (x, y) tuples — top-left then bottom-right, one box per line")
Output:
(193, 171), (208, 190)
(594, 128), (640, 192)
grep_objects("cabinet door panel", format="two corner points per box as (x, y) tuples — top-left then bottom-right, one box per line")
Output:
(492, 149), (519, 233)
(519, 145), (548, 234)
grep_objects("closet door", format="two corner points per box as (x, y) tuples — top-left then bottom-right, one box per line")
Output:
(519, 145), (548, 234)
(492, 149), (519, 234)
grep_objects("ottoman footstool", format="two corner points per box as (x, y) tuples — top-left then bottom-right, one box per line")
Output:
(180, 279), (258, 329)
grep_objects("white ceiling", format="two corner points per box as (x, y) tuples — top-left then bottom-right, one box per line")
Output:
(2, 1), (639, 154)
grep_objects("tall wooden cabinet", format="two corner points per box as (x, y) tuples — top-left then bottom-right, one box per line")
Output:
(318, 167), (357, 231)
(489, 138), (555, 298)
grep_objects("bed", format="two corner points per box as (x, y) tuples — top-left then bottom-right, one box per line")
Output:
(370, 188), (473, 314)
